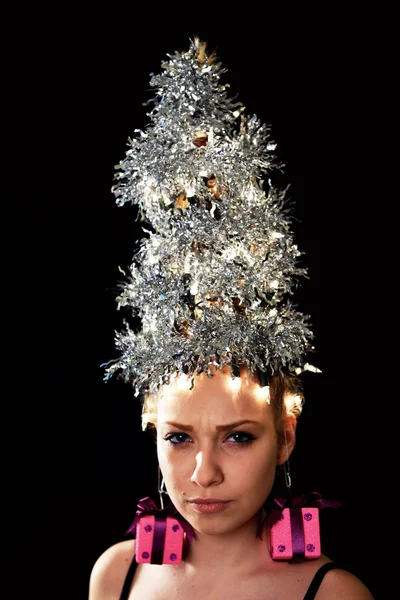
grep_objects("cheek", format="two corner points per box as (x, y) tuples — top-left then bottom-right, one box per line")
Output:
(157, 446), (190, 506)
(237, 446), (277, 485)
(156, 440), (168, 471)
(157, 442), (183, 482)
(237, 439), (279, 498)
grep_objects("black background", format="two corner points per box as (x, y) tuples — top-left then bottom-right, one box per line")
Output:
(11, 7), (384, 599)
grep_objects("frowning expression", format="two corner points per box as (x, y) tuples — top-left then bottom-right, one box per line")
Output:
(156, 368), (287, 535)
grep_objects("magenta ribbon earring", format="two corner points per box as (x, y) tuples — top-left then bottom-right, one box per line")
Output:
(127, 496), (195, 564)
(258, 492), (342, 561)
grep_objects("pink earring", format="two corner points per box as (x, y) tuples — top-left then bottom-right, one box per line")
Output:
(127, 468), (194, 565)
(266, 431), (341, 561)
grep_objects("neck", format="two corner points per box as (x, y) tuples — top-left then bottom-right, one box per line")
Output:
(182, 508), (273, 574)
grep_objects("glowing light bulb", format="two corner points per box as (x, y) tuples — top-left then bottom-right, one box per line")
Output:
(229, 377), (242, 392)
(148, 252), (158, 265)
(184, 255), (191, 273)
(254, 385), (270, 404)
(222, 248), (238, 261)
(304, 363), (322, 373)
(284, 394), (303, 415)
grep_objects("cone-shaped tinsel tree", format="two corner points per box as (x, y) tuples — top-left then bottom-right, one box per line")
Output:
(104, 38), (316, 397)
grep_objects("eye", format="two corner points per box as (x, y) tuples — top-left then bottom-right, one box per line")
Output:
(164, 433), (191, 445)
(226, 431), (255, 445)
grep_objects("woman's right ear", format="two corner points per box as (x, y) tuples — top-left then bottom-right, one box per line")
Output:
(276, 413), (297, 466)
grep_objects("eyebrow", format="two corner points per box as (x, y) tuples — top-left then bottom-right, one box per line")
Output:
(163, 420), (261, 431)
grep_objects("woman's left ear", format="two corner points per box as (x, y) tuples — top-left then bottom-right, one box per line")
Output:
(276, 414), (297, 465)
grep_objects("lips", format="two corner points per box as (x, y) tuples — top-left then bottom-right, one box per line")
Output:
(188, 499), (232, 513)
(189, 498), (230, 504)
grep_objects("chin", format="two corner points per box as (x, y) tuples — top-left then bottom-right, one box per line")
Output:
(190, 517), (237, 536)
(188, 509), (257, 535)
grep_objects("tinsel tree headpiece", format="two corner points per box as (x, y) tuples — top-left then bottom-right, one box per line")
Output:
(103, 37), (319, 397)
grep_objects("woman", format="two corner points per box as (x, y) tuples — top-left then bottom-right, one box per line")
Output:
(89, 37), (374, 598)
(88, 366), (373, 599)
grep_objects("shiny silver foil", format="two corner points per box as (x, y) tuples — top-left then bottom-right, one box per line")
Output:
(104, 38), (316, 396)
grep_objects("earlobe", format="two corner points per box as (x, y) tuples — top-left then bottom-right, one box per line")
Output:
(277, 414), (297, 465)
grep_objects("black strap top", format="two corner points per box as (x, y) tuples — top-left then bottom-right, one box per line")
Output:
(119, 557), (139, 600)
(119, 559), (338, 600)
(303, 562), (337, 599)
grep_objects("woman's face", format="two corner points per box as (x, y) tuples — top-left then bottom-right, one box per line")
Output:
(156, 367), (288, 536)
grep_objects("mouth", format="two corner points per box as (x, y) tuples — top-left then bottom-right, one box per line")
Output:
(188, 498), (231, 504)
(188, 499), (232, 513)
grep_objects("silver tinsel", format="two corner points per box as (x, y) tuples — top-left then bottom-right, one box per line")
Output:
(104, 38), (317, 397)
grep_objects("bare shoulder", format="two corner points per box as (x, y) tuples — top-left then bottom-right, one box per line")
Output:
(88, 539), (136, 600)
(317, 567), (374, 599)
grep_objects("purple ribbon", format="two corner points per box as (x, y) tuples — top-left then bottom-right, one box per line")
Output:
(126, 496), (195, 545)
(266, 492), (343, 528)
(152, 517), (167, 564)
(290, 507), (305, 558)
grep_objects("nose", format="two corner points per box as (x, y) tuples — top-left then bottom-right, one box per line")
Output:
(190, 448), (224, 488)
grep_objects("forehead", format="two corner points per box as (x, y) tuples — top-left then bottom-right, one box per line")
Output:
(157, 369), (272, 425)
